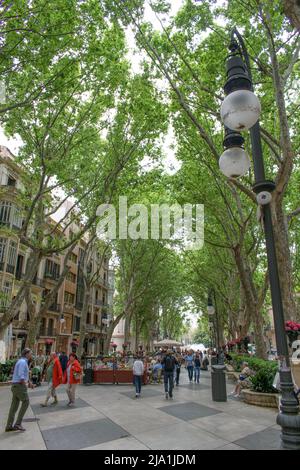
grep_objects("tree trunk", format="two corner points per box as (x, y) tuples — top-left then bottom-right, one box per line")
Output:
(233, 245), (267, 359)
(124, 314), (132, 344)
(251, 304), (267, 359)
(26, 316), (41, 351)
(103, 312), (125, 355)
(78, 287), (91, 359)
(103, 323), (114, 355)
(283, 0), (300, 30)
(24, 287), (39, 351)
(0, 249), (41, 338)
(135, 315), (139, 353)
(24, 244), (75, 351)
(273, 203), (297, 320)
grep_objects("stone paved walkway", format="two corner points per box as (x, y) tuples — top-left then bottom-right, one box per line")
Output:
(0, 369), (281, 450)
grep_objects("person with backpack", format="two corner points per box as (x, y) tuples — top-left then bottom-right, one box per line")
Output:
(162, 350), (178, 399)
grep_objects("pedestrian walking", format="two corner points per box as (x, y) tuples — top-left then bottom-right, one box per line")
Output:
(175, 354), (182, 386)
(133, 356), (144, 398)
(59, 351), (68, 375)
(40, 352), (63, 407)
(185, 350), (194, 382)
(201, 350), (209, 370)
(63, 353), (82, 406)
(162, 349), (178, 399)
(5, 348), (35, 432)
(194, 353), (201, 383)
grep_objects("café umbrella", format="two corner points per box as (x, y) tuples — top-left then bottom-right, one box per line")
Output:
(153, 339), (182, 347)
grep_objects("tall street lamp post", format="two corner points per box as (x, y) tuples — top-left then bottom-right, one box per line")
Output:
(207, 290), (220, 357)
(219, 27), (300, 450)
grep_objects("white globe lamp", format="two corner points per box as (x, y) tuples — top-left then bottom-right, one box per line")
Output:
(219, 147), (250, 178)
(220, 89), (261, 131)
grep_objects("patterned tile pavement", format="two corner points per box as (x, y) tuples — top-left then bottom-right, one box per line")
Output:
(0, 369), (282, 450)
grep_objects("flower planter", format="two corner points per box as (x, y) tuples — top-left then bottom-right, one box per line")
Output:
(114, 369), (148, 385)
(241, 389), (279, 408)
(93, 370), (115, 384)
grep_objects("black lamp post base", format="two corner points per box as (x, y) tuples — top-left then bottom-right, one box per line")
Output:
(277, 413), (300, 450)
(277, 369), (300, 450)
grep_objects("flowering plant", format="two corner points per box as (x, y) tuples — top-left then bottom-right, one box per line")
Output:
(285, 321), (300, 331)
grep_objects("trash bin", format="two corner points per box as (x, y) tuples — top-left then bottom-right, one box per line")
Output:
(83, 357), (94, 385)
(211, 365), (227, 401)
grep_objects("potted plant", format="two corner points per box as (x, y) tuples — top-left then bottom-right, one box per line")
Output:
(228, 353), (279, 408)
(242, 367), (279, 408)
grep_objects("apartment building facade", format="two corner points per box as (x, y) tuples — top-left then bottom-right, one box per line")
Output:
(0, 145), (112, 359)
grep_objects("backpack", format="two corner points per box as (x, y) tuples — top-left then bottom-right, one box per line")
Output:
(164, 355), (174, 371)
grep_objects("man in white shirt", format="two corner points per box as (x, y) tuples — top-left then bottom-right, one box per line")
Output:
(133, 356), (144, 398)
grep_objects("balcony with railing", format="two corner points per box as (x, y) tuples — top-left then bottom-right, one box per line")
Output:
(44, 272), (60, 281)
(15, 273), (44, 287)
(32, 276), (44, 287)
(39, 327), (57, 337)
(63, 303), (74, 314)
(48, 303), (61, 313)
(86, 323), (101, 333)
